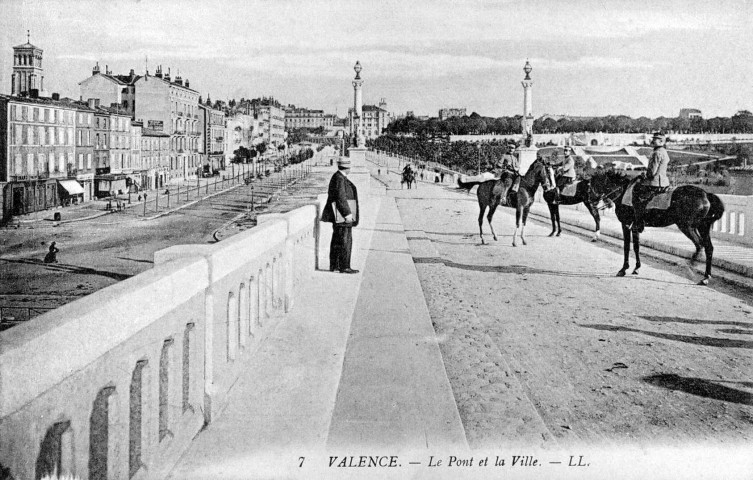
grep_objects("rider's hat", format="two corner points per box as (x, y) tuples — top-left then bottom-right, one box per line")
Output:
(337, 157), (351, 168)
(651, 132), (666, 143)
(563, 145), (573, 153)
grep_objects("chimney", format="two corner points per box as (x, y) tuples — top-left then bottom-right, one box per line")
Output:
(174, 74), (183, 86)
(30, 89), (39, 99)
(165, 68), (171, 82)
(93, 61), (100, 75)
(185, 79), (189, 88)
(129, 68), (135, 79)
(155, 65), (162, 78)
(105, 64), (109, 75)
(52, 92), (60, 101)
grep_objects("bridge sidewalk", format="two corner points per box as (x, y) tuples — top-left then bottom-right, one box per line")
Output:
(167, 176), (466, 479)
(527, 201), (753, 280)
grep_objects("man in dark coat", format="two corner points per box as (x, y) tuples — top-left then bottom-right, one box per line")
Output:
(321, 157), (360, 273)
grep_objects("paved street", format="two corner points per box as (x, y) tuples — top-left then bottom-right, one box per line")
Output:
(371, 159), (753, 449)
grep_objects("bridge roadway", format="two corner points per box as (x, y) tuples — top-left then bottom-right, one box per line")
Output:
(167, 158), (753, 480)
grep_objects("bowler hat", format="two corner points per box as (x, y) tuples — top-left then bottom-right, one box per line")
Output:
(337, 158), (352, 168)
(652, 132), (666, 141)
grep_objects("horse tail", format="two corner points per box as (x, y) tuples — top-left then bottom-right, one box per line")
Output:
(705, 193), (725, 224)
(457, 178), (481, 191)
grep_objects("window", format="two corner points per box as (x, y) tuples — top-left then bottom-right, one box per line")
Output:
(27, 153), (34, 174)
(78, 153), (84, 169)
(38, 154), (46, 174)
(87, 153), (92, 169)
(21, 106), (28, 121)
(10, 105), (17, 120)
(49, 153), (55, 173)
(38, 126), (44, 145)
(44, 108), (50, 122)
(33, 108), (39, 122)
(59, 153), (65, 172)
(67, 153), (74, 170)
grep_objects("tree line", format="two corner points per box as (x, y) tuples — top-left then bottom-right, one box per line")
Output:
(386, 111), (753, 136)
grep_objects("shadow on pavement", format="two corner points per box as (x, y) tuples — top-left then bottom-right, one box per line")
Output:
(639, 315), (753, 329)
(413, 256), (623, 279)
(0, 258), (133, 281)
(581, 323), (753, 349)
(643, 373), (753, 406)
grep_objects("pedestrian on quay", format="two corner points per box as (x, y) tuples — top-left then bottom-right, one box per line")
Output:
(321, 157), (360, 274)
(440, 171), (445, 183)
(43, 242), (59, 264)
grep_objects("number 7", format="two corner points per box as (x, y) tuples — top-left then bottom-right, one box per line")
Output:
(299, 457), (305, 468)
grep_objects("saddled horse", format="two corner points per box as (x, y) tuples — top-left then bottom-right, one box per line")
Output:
(459, 159), (552, 246)
(590, 170), (725, 285)
(401, 169), (417, 189)
(542, 166), (603, 241)
(458, 171), (514, 244)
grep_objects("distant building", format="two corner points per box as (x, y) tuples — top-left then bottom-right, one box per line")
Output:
(254, 104), (285, 146)
(284, 106), (325, 130)
(679, 108), (702, 119)
(349, 98), (390, 140)
(141, 128), (170, 190)
(438, 108), (466, 121)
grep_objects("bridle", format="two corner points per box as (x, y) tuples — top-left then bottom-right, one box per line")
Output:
(590, 179), (625, 211)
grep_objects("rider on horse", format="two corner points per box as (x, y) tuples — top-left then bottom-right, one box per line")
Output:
(501, 141), (521, 192)
(632, 132), (671, 233)
(550, 145), (576, 204)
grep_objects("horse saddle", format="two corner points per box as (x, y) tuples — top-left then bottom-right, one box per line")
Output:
(559, 180), (578, 197)
(623, 184), (675, 210)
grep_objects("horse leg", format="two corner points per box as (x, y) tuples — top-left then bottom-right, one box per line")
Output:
(617, 223), (631, 276)
(677, 224), (703, 265)
(520, 206), (530, 246)
(555, 205), (562, 236)
(487, 204), (499, 241)
(547, 202), (557, 237)
(631, 229), (642, 275)
(478, 204), (486, 245)
(698, 222), (714, 285)
(512, 208), (520, 247)
(584, 200), (601, 242)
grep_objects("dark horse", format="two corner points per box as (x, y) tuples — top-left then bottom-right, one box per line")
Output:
(590, 170), (725, 285)
(542, 165), (603, 241)
(401, 169), (417, 189)
(458, 159), (552, 246)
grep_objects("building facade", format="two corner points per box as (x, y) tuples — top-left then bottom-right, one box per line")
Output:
(349, 100), (390, 141)
(224, 113), (257, 166)
(69, 100), (96, 201)
(141, 128), (170, 190)
(284, 106), (324, 130)
(679, 108), (703, 119)
(0, 94), (78, 219)
(255, 104), (285, 146)
(199, 103), (226, 172)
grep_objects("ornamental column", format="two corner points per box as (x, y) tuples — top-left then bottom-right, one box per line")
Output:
(517, 60), (538, 175)
(347, 60), (369, 194)
(352, 60), (364, 148)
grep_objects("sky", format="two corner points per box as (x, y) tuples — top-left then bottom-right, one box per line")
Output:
(1, 0), (751, 119)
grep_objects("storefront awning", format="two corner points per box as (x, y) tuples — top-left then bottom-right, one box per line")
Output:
(58, 180), (85, 195)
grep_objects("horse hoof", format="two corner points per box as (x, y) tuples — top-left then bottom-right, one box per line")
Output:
(699, 277), (710, 286)
(632, 269), (639, 275)
(591, 237), (598, 242)
(616, 270), (626, 277)
(556, 231), (562, 237)
(522, 239), (527, 246)
(548, 232), (555, 237)
(493, 235), (498, 241)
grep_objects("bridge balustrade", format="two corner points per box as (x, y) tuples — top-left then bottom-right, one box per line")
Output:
(0, 204), (320, 480)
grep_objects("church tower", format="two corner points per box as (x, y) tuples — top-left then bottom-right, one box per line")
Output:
(11, 31), (45, 97)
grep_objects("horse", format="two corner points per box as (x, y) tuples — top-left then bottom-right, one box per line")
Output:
(542, 166), (603, 241)
(458, 171), (514, 244)
(401, 169), (417, 189)
(589, 170), (725, 285)
(459, 159), (552, 246)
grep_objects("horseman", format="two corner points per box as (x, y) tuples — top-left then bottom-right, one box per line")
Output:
(402, 163), (414, 176)
(632, 132), (671, 233)
(550, 145), (576, 204)
(501, 141), (521, 193)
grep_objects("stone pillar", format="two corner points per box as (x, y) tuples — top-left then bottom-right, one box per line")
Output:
(348, 61), (370, 193)
(518, 60), (538, 175)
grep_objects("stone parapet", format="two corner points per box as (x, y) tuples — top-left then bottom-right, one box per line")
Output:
(0, 202), (320, 480)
